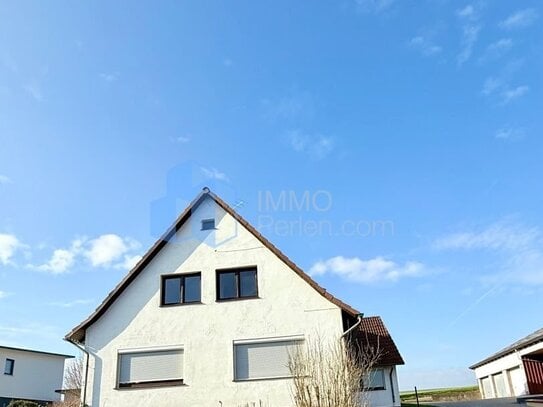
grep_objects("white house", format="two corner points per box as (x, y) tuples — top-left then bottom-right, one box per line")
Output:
(0, 345), (73, 406)
(470, 327), (543, 399)
(66, 188), (404, 407)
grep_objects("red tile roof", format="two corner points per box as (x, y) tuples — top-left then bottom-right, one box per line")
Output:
(348, 316), (405, 366)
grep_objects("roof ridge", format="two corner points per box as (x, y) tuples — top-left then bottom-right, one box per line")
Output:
(66, 188), (359, 343)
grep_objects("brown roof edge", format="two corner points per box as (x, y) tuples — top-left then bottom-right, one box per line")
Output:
(66, 187), (360, 343)
(349, 316), (405, 366)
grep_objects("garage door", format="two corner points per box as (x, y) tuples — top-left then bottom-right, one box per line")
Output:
(509, 366), (526, 396)
(493, 372), (508, 397)
(481, 376), (494, 399)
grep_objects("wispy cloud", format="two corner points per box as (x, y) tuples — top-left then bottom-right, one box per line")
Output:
(355, 0), (396, 14)
(99, 72), (119, 82)
(23, 83), (43, 101)
(456, 4), (481, 66)
(0, 175), (12, 185)
(479, 38), (513, 62)
(501, 85), (529, 104)
(286, 130), (335, 160)
(434, 219), (543, 286)
(0, 291), (12, 299)
(261, 91), (315, 122)
(409, 36), (442, 57)
(495, 127), (525, 141)
(30, 234), (141, 274)
(0, 234), (24, 265)
(200, 166), (229, 182)
(48, 298), (94, 308)
(500, 8), (538, 30)
(171, 135), (191, 144)
(309, 255), (425, 284)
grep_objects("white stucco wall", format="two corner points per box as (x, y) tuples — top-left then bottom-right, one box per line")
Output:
(0, 348), (68, 402)
(473, 341), (543, 398)
(84, 197), (349, 407)
(363, 366), (401, 407)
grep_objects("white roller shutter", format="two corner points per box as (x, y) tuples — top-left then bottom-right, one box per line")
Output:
(119, 349), (184, 385)
(234, 339), (302, 380)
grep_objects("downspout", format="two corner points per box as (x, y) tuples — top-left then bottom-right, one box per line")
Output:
(342, 313), (364, 338)
(389, 367), (396, 405)
(65, 338), (90, 407)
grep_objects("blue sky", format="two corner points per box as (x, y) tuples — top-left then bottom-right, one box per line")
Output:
(1, 0), (542, 390)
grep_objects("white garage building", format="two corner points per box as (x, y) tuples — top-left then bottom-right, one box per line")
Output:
(470, 327), (543, 399)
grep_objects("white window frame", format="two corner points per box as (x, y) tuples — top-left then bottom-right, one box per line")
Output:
(116, 345), (184, 389)
(233, 335), (304, 381)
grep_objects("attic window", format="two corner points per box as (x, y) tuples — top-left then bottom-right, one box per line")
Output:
(201, 219), (215, 230)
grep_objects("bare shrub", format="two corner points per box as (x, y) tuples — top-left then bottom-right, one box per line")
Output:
(288, 334), (381, 407)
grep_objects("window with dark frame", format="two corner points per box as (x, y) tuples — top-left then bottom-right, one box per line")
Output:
(117, 349), (184, 389)
(201, 218), (215, 230)
(161, 273), (201, 306)
(362, 368), (385, 391)
(216, 267), (258, 301)
(4, 358), (14, 375)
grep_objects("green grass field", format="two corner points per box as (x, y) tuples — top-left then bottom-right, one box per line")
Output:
(400, 386), (480, 403)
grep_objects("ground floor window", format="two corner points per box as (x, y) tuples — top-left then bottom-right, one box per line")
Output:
(117, 348), (184, 388)
(234, 337), (303, 381)
(363, 368), (386, 390)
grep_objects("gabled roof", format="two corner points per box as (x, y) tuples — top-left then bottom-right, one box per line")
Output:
(0, 345), (74, 359)
(470, 327), (543, 369)
(66, 188), (360, 343)
(347, 316), (405, 366)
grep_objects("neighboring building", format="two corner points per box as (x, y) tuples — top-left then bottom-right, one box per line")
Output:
(470, 327), (543, 399)
(0, 345), (73, 406)
(66, 188), (404, 407)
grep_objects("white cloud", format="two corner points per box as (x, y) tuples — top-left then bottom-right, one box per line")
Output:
(495, 127), (525, 141)
(501, 85), (529, 104)
(482, 76), (502, 95)
(23, 83), (43, 101)
(500, 9), (538, 30)
(480, 38), (513, 62)
(434, 220), (538, 251)
(457, 5), (476, 20)
(409, 36), (442, 57)
(200, 167), (229, 182)
(0, 291), (12, 299)
(261, 92), (315, 121)
(30, 234), (141, 274)
(48, 298), (94, 308)
(84, 234), (139, 267)
(355, 0), (396, 14)
(173, 135), (190, 143)
(434, 219), (543, 286)
(287, 130), (334, 160)
(456, 4), (480, 66)
(114, 254), (143, 271)
(99, 72), (119, 82)
(0, 175), (12, 185)
(0, 234), (23, 265)
(309, 255), (425, 284)
(457, 24), (481, 66)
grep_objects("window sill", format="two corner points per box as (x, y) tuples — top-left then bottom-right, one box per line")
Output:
(160, 301), (203, 308)
(216, 296), (260, 303)
(364, 387), (386, 391)
(116, 380), (185, 390)
(234, 375), (293, 382)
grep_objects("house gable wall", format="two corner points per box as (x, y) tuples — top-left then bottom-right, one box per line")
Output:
(85, 197), (345, 406)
